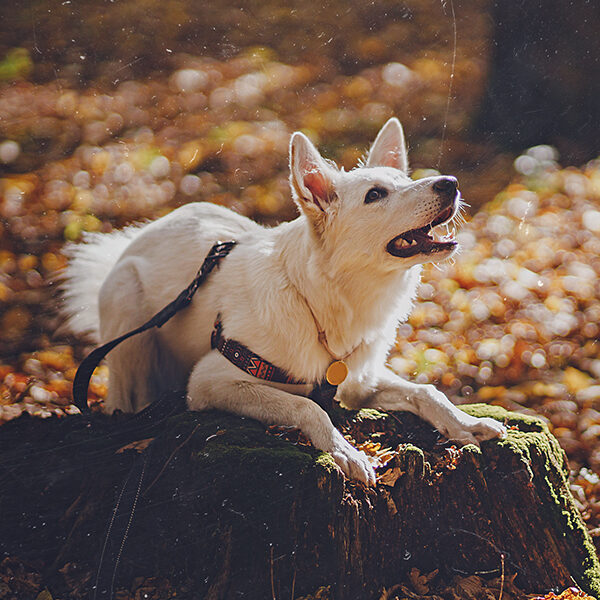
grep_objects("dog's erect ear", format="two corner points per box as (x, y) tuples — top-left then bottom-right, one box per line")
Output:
(365, 117), (408, 172)
(289, 132), (337, 220)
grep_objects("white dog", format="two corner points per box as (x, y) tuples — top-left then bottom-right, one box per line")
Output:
(61, 118), (506, 485)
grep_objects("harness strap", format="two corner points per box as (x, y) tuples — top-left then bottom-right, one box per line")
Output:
(211, 315), (339, 417)
(72, 240), (237, 415)
(211, 314), (306, 385)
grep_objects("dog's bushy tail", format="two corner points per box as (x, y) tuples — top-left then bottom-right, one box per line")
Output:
(58, 225), (143, 342)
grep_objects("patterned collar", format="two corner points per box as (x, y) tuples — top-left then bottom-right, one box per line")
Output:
(211, 314), (307, 385)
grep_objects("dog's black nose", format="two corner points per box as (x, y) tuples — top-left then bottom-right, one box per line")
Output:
(432, 177), (458, 198)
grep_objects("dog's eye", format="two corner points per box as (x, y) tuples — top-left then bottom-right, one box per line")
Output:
(364, 187), (388, 204)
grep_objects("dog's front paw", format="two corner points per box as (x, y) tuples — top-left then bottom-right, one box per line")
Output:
(329, 429), (376, 487)
(445, 413), (507, 446)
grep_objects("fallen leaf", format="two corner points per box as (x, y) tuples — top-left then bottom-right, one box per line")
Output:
(116, 438), (155, 454)
(408, 567), (430, 595)
(377, 467), (404, 487)
(563, 367), (593, 394)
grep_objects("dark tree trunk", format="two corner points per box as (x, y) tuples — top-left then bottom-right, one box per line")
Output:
(0, 401), (598, 599)
(477, 0), (600, 164)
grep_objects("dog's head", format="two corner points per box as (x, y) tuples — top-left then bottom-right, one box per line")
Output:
(289, 118), (461, 273)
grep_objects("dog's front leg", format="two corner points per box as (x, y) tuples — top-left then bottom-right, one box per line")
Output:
(187, 353), (376, 486)
(342, 368), (506, 445)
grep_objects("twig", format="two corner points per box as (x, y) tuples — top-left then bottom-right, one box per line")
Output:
(498, 553), (505, 600)
(290, 566), (296, 600)
(270, 545), (276, 600)
(437, 0), (457, 169)
(142, 423), (202, 496)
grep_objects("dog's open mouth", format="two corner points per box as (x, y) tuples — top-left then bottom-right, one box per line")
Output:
(387, 204), (458, 258)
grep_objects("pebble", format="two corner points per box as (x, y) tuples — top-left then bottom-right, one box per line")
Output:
(29, 385), (52, 403)
(382, 62), (414, 88)
(149, 155), (170, 179)
(72, 170), (91, 189)
(172, 68), (209, 93)
(577, 386), (600, 403)
(582, 210), (600, 233)
(114, 162), (134, 183)
(0, 140), (20, 163)
(180, 174), (201, 196)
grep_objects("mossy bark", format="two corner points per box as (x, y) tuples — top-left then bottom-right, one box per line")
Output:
(0, 401), (598, 599)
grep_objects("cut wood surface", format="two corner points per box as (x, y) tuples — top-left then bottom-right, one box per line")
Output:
(0, 401), (598, 599)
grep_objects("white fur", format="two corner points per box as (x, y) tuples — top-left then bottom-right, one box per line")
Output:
(60, 225), (144, 341)
(60, 118), (506, 485)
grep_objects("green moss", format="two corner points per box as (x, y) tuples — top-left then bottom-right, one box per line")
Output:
(314, 451), (338, 474)
(354, 408), (388, 421)
(460, 443), (482, 457)
(396, 443), (429, 479)
(0, 48), (32, 82)
(460, 403), (565, 478)
(460, 402), (546, 431)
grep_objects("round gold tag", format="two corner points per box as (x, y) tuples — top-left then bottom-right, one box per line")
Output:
(326, 360), (348, 386)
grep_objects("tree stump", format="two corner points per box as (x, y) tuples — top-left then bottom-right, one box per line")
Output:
(0, 401), (598, 599)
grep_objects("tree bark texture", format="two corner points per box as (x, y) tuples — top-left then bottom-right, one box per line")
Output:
(0, 401), (598, 599)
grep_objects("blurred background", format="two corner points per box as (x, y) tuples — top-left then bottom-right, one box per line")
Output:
(1, 0), (600, 550)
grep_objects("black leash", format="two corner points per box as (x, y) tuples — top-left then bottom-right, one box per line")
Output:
(72, 240), (237, 417)
(309, 380), (340, 422)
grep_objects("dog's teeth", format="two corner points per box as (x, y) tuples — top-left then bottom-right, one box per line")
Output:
(395, 237), (412, 249)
